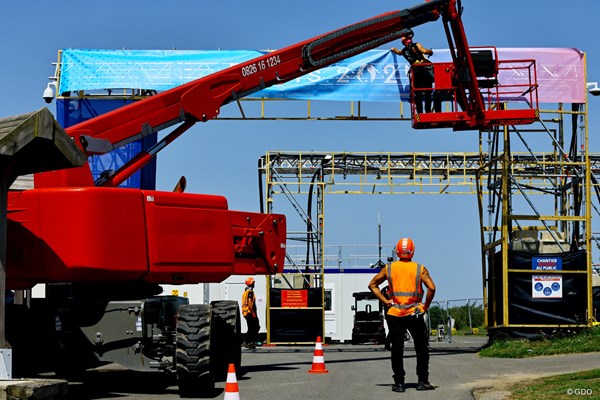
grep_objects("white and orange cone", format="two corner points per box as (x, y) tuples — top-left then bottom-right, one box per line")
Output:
(224, 363), (241, 400)
(308, 336), (329, 374)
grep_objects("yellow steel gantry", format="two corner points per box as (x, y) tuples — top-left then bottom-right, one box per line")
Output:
(262, 103), (597, 340)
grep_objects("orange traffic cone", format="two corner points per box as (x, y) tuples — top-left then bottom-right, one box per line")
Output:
(224, 363), (241, 400)
(308, 336), (329, 374)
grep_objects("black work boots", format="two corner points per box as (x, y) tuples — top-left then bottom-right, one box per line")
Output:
(416, 381), (436, 391)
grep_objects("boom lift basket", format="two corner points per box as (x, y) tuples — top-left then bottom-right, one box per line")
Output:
(409, 47), (539, 131)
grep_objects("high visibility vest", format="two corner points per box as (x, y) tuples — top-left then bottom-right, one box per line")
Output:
(386, 261), (424, 317)
(242, 288), (256, 318)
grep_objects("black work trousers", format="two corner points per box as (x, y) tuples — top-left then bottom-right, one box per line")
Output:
(387, 313), (430, 384)
(245, 315), (260, 343)
(413, 69), (434, 113)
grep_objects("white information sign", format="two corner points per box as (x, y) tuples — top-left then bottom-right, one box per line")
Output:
(532, 275), (563, 298)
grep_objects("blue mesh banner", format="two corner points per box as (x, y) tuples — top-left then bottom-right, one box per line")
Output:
(59, 49), (411, 102)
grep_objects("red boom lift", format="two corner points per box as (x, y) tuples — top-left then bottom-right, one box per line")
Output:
(5, 0), (537, 394)
(404, 1), (538, 130)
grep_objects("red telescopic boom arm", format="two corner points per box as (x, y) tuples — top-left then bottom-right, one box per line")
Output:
(36, 1), (454, 188)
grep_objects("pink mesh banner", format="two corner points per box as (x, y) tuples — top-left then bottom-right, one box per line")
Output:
(498, 48), (585, 104)
(434, 48), (585, 103)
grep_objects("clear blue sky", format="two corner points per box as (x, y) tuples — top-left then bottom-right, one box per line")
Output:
(1, 0), (599, 301)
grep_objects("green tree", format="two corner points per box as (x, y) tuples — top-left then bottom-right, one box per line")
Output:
(427, 305), (447, 329)
(447, 304), (484, 330)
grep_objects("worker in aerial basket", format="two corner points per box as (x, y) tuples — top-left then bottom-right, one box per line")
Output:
(242, 277), (260, 349)
(391, 31), (440, 114)
(368, 237), (436, 393)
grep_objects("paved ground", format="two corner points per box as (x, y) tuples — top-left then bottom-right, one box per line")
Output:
(1, 335), (598, 399)
(232, 336), (599, 400)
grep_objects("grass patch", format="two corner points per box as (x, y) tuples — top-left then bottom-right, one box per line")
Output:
(479, 327), (600, 358)
(508, 369), (600, 400)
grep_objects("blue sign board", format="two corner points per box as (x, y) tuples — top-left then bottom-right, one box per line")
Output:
(532, 257), (562, 271)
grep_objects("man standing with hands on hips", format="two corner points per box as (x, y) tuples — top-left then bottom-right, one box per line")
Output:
(369, 237), (437, 393)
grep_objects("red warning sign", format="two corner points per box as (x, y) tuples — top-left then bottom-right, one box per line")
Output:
(281, 290), (308, 308)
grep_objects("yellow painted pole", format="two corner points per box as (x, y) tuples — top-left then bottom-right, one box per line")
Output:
(501, 124), (510, 327)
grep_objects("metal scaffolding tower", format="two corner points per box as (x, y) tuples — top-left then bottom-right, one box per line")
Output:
(261, 105), (597, 338)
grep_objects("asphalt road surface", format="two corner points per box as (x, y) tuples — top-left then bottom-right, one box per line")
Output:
(56, 336), (599, 400)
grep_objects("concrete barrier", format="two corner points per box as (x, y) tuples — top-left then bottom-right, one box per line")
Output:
(0, 379), (67, 400)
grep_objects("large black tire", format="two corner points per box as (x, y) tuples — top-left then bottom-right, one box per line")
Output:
(176, 304), (214, 396)
(210, 300), (242, 381)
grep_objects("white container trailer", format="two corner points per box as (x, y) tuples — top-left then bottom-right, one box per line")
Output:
(162, 267), (381, 343)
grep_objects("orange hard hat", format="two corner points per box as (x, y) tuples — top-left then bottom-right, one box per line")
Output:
(245, 277), (255, 286)
(396, 238), (415, 259)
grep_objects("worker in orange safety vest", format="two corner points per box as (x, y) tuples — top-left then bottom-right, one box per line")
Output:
(369, 237), (436, 393)
(242, 277), (260, 349)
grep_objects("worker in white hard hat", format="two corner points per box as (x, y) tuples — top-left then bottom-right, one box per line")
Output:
(242, 277), (260, 349)
(369, 237), (437, 393)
